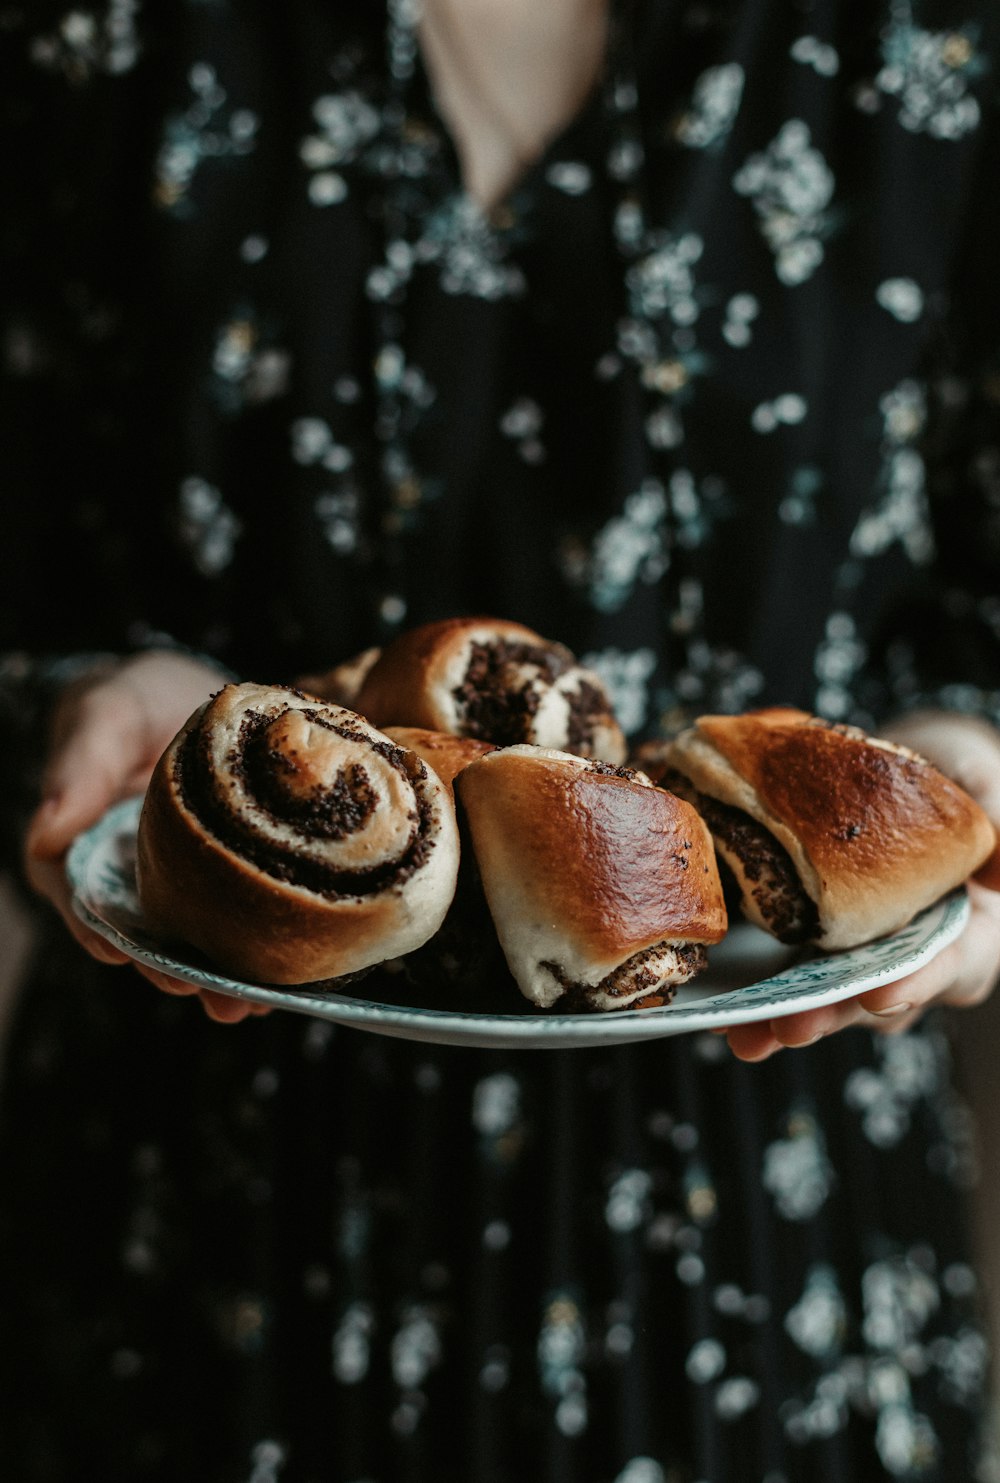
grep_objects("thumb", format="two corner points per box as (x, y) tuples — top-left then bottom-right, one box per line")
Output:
(29, 702), (147, 860)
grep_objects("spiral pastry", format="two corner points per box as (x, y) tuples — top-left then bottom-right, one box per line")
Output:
(136, 683), (460, 985)
(354, 617), (628, 763)
(455, 746), (728, 1011)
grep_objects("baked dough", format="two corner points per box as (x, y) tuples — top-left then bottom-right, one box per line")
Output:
(136, 683), (460, 984)
(660, 707), (997, 949)
(354, 616), (627, 762)
(455, 746), (727, 1009)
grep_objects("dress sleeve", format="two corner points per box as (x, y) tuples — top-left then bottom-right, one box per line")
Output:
(880, 71), (1000, 726)
(0, 3), (212, 875)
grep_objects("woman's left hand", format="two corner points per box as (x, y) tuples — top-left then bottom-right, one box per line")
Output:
(724, 711), (1000, 1062)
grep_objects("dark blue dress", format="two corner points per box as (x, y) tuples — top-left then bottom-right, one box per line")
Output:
(1, 3), (999, 1479)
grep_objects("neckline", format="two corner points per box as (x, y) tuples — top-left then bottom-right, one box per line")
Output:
(392, 0), (632, 232)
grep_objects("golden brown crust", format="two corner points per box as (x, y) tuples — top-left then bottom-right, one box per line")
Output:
(381, 726), (495, 794)
(667, 707), (997, 948)
(297, 646), (382, 709)
(356, 618), (538, 730)
(135, 684), (460, 984)
(354, 616), (628, 762)
(455, 745), (727, 1008)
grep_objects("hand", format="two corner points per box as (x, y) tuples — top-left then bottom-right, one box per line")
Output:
(23, 650), (269, 1024)
(723, 710), (1000, 1062)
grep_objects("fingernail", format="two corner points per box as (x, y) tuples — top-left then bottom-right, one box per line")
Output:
(868, 1001), (913, 1018)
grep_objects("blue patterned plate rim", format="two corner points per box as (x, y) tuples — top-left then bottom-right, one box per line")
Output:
(67, 796), (970, 1048)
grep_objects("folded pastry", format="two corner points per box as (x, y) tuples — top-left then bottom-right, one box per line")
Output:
(653, 707), (996, 950)
(382, 729), (506, 998)
(455, 746), (728, 1010)
(299, 646), (382, 709)
(136, 683), (460, 984)
(354, 616), (628, 762)
(381, 726), (495, 794)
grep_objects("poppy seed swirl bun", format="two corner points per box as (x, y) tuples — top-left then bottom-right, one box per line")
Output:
(661, 708), (997, 950)
(354, 616), (628, 763)
(135, 683), (460, 984)
(455, 746), (728, 1011)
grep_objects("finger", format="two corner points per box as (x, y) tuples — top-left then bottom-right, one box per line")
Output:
(135, 966), (256, 1024)
(944, 880), (1000, 1005)
(67, 919), (131, 965)
(199, 989), (257, 1023)
(134, 964), (201, 997)
(32, 700), (146, 860)
(123, 762), (156, 797)
(768, 1005), (836, 1048)
(730, 999), (868, 1057)
(25, 855), (130, 965)
(724, 1021), (785, 1061)
(23, 798), (66, 862)
(868, 1005), (924, 1036)
(973, 841), (1000, 893)
(856, 981), (924, 1018)
(856, 928), (987, 1018)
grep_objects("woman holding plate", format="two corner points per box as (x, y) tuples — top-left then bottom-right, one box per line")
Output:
(4, 1), (1000, 1479)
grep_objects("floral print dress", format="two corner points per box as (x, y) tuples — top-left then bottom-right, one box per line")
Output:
(1, 2), (1000, 1480)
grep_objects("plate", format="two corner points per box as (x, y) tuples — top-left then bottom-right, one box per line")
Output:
(67, 797), (970, 1051)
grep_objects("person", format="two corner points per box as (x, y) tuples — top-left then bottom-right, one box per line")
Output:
(2, 0), (1000, 1478)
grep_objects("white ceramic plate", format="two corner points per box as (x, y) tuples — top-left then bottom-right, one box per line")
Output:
(67, 797), (969, 1051)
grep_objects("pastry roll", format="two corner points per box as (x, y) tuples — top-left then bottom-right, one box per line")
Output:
(354, 616), (628, 762)
(136, 683), (460, 984)
(656, 707), (996, 950)
(455, 746), (728, 1010)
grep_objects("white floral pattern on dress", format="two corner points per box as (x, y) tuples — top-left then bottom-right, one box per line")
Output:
(178, 476), (242, 576)
(814, 611), (868, 719)
(790, 35), (840, 77)
(579, 646), (658, 735)
(155, 62), (259, 216)
(537, 1291), (588, 1438)
(850, 379), (933, 566)
(561, 478), (669, 612)
(674, 63), (745, 149)
(29, 0), (141, 79)
(785, 1265), (848, 1359)
(300, 90), (381, 207)
(876, 277), (925, 323)
(844, 1029), (946, 1149)
(877, 23), (983, 139)
(762, 1108), (834, 1221)
(6, 6), (999, 1479)
(733, 120), (836, 285)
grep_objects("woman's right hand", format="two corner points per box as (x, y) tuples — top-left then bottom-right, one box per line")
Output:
(23, 650), (266, 1023)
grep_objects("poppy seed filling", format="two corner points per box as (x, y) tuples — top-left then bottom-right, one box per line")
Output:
(174, 707), (434, 897)
(660, 767), (818, 944)
(541, 941), (706, 1012)
(454, 640), (609, 747)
